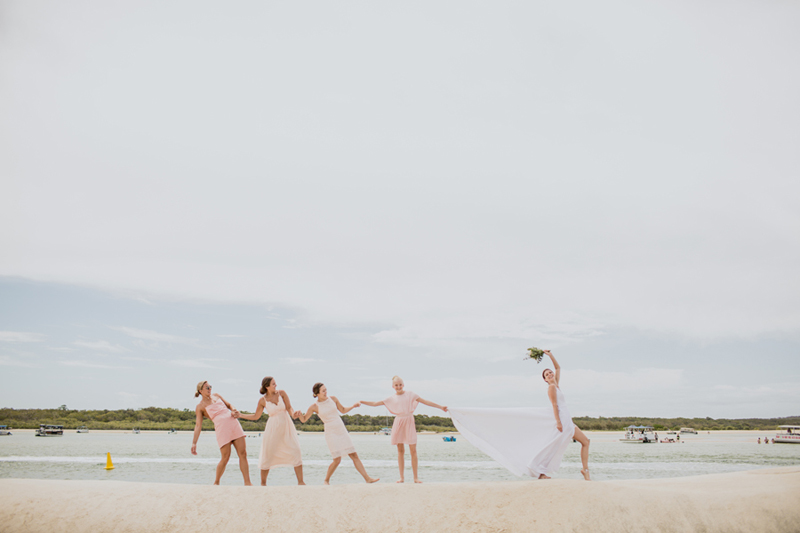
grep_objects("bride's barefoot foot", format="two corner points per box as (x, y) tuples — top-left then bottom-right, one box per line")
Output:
(538, 474), (551, 479)
(366, 478), (380, 484)
(396, 479), (404, 483)
(298, 482), (306, 486)
(414, 479), (423, 484)
(323, 481), (330, 485)
(581, 468), (591, 481)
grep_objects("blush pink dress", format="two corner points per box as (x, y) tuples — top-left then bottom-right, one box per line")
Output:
(317, 398), (356, 458)
(205, 399), (246, 448)
(258, 395), (303, 470)
(384, 391), (420, 445)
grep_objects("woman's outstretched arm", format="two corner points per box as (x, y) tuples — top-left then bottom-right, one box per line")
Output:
(237, 398), (265, 421)
(545, 350), (561, 385)
(332, 396), (359, 414)
(360, 400), (385, 407)
(417, 398), (448, 412)
(548, 384), (562, 432)
(297, 404), (318, 423)
(190, 405), (205, 455)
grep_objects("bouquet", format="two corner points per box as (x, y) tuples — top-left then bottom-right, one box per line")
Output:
(524, 347), (545, 362)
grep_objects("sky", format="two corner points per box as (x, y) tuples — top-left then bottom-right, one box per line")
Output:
(1, 1), (798, 418)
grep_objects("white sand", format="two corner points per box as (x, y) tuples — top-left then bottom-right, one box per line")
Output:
(1, 467), (798, 532)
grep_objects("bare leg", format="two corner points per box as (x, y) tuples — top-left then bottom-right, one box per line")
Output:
(410, 444), (421, 483)
(349, 452), (379, 483)
(325, 457), (342, 485)
(215, 443), (232, 485)
(231, 437), (252, 486)
(573, 426), (591, 480)
(260, 468), (269, 486)
(294, 464), (305, 485)
(396, 444), (405, 483)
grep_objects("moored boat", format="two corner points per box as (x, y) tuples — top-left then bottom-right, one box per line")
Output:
(76, 426), (89, 433)
(774, 425), (800, 444)
(0, 425), (11, 436)
(680, 427), (698, 434)
(35, 424), (64, 437)
(620, 425), (656, 443)
(379, 427), (391, 435)
(132, 427), (141, 434)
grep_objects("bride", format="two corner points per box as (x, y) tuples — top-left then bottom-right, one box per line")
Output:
(449, 350), (590, 480)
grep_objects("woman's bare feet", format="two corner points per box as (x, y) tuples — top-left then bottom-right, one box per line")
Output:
(581, 468), (591, 481)
(538, 474), (551, 479)
(396, 479), (404, 483)
(366, 478), (380, 484)
(414, 479), (422, 484)
(323, 481), (330, 485)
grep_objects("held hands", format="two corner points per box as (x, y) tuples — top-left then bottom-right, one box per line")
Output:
(292, 410), (301, 419)
(442, 406), (448, 412)
(352, 402), (361, 409)
(231, 409), (240, 418)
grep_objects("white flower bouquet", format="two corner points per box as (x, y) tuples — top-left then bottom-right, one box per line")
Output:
(524, 347), (545, 362)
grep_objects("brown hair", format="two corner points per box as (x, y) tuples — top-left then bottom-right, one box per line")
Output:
(259, 376), (274, 395)
(195, 381), (208, 398)
(542, 369), (552, 381)
(312, 382), (324, 397)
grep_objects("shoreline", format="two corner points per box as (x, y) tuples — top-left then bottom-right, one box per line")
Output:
(1, 467), (798, 532)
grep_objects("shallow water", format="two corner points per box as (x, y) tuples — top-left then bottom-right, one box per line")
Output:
(0, 430), (797, 486)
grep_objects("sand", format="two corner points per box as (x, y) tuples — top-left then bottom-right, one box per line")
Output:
(1, 467), (798, 532)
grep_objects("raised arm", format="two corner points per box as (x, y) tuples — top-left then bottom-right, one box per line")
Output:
(297, 403), (319, 423)
(332, 396), (359, 414)
(190, 405), (206, 455)
(360, 400), (385, 407)
(548, 384), (562, 432)
(214, 393), (238, 416)
(237, 398), (266, 421)
(545, 350), (560, 385)
(417, 398), (448, 412)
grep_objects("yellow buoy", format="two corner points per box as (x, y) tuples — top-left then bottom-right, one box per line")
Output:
(104, 452), (115, 470)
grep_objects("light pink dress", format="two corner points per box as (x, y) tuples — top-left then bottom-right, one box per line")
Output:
(205, 399), (246, 448)
(317, 398), (356, 458)
(258, 395), (302, 470)
(384, 391), (420, 445)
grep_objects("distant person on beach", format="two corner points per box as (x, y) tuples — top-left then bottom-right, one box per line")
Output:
(190, 381), (252, 485)
(238, 376), (305, 485)
(297, 382), (379, 485)
(361, 376), (448, 483)
(449, 349), (591, 481)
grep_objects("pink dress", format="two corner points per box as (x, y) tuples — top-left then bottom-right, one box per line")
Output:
(258, 395), (303, 470)
(384, 391), (420, 445)
(205, 399), (246, 448)
(317, 398), (356, 458)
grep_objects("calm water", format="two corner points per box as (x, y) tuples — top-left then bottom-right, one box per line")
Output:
(0, 430), (797, 486)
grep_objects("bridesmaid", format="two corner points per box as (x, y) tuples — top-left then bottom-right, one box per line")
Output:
(190, 381), (252, 485)
(297, 382), (379, 485)
(361, 376), (447, 483)
(238, 376), (305, 485)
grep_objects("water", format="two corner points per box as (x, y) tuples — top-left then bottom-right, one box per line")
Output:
(0, 430), (797, 486)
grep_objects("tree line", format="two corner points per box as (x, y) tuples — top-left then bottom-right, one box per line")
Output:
(0, 407), (796, 432)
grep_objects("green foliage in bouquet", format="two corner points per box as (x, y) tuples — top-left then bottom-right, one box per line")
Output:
(525, 347), (545, 362)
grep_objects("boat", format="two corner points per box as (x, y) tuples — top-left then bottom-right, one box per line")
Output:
(76, 426), (89, 433)
(774, 425), (800, 444)
(680, 427), (698, 434)
(620, 425), (656, 443)
(132, 427), (141, 434)
(0, 425), (11, 436)
(442, 436), (457, 442)
(379, 427), (391, 435)
(35, 424), (64, 437)
(168, 428), (177, 434)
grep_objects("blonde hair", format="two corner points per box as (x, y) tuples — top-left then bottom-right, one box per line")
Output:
(195, 381), (208, 398)
(392, 375), (402, 382)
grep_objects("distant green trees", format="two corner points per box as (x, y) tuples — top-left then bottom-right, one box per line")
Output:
(0, 408), (796, 432)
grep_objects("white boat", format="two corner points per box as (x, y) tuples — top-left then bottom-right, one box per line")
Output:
(76, 426), (89, 433)
(379, 427), (391, 435)
(35, 424), (64, 437)
(0, 425), (11, 436)
(680, 427), (698, 434)
(132, 428), (141, 434)
(620, 425), (656, 443)
(774, 425), (800, 444)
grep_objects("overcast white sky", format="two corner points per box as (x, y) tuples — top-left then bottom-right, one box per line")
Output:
(1, 1), (798, 418)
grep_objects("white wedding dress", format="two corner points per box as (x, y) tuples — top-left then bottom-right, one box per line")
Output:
(449, 386), (575, 478)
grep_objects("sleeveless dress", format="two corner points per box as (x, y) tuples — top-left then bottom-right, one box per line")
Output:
(449, 386), (576, 478)
(205, 398), (246, 449)
(317, 398), (356, 458)
(258, 395), (303, 470)
(383, 391), (420, 445)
